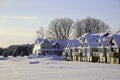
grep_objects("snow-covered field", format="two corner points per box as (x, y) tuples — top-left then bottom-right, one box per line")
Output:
(0, 55), (120, 80)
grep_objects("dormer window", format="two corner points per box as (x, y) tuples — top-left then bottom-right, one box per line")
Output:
(85, 39), (87, 43)
(83, 38), (85, 41)
(96, 40), (98, 42)
(99, 43), (101, 46)
(86, 44), (88, 47)
(55, 44), (60, 49)
(107, 44), (109, 46)
(82, 45), (84, 47)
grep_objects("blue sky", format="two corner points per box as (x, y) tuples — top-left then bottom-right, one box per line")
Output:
(0, 0), (120, 47)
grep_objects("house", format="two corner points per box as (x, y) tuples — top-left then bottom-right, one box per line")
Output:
(32, 38), (53, 55)
(106, 33), (120, 64)
(33, 32), (120, 64)
(77, 33), (100, 62)
(97, 32), (111, 63)
(50, 40), (67, 55)
(33, 38), (67, 55)
(63, 40), (81, 61)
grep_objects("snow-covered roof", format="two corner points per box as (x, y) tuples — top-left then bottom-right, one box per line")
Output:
(80, 33), (112, 48)
(36, 38), (52, 46)
(80, 33), (92, 37)
(50, 40), (67, 49)
(85, 33), (100, 48)
(67, 40), (81, 48)
(113, 34), (120, 47)
(77, 33), (100, 48)
(115, 31), (120, 35)
(98, 32), (110, 37)
(82, 42), (88, 47)
(35, 32), (120, 49)
(99, 36), (112, 47)
(77, 36), (85, 42)
(36, 38), (45, 44)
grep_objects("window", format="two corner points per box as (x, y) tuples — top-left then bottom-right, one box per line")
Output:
(92, 48), (98, 52)
(96, 40), (98, 42)
(85, 48), (87, 53)
(35, 50), (37, 54)
(87, 48), (90, 53)
(111, 48), (114, 52)
(106, 49), (109, 53)
(99, 48), (103, 53)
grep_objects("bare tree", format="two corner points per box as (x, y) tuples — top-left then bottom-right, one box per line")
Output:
(36, 27), (45, 38)
(47, 18), (74, 40)
(74, 20), (85, 38)
(74, 17), (110, 38)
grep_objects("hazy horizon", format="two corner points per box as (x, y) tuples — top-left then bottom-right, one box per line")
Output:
(0, 0), (120, 48)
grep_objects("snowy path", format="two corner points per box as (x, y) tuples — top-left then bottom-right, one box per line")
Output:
(0, 57), (120, 80)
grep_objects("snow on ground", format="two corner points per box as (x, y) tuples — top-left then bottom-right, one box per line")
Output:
(0, 56), (120, 80)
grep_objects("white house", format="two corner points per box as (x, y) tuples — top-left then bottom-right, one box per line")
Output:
(32, 38), (53, 55)
(77, 33), (100, 62)
(33, 38), (67, 55)
(63, 40), (81, 61)
(32, 32), (120, 64)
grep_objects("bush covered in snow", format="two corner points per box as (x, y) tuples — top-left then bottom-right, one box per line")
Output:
(46, 55), (64, 61)
(37, 54), (45, 58)
(28, 54), (37, 59)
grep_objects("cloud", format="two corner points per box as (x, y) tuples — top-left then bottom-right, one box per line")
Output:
(0, 16), (40, 20)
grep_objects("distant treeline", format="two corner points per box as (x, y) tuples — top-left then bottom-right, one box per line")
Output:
(0, 44), (33, 57)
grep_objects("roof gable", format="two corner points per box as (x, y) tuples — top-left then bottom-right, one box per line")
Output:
(99, 36), (112, 47)
(113, 35), (120, 47)
(36, 38), (44, 43)
(36, 38), (51, 45)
